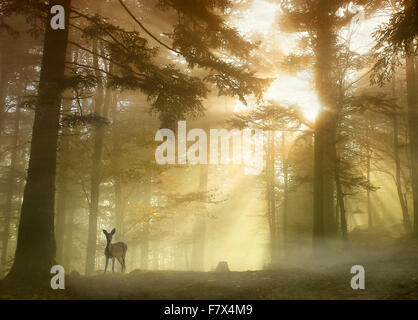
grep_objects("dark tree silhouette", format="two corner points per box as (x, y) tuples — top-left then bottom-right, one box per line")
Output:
(6, 0), (71, 284)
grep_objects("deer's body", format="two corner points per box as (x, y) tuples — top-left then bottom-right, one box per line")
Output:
(103, 228), (128, 273)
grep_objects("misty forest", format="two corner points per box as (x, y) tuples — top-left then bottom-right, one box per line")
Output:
(0, 0), (417, 299)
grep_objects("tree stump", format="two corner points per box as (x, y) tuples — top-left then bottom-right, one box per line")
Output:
(216, 261), (230, 272)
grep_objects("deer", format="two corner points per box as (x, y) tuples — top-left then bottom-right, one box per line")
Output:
(103, 228), (128, 273)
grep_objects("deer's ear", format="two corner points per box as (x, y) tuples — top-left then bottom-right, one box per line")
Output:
(111, 228), (116, 235)
(103, 229), (108, 235)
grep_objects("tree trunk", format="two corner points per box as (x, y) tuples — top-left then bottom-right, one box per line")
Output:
(62, 49), (80, 272)
(366, 122), (373, 228)
(0, 50), (7, 139)
(184, 242), (189, 270)
(191, 164), (208, 271)
(63, 207), (74, 271)
(406, 42), (418, 237)
(335, 197), (340, 229)
(85, 35), (114, 274)
(313, 0), (337, 250)
(132, 244), (138, 270)
(139, 182), (152, 270)
(334, 157), (347, 240)
(114, 182), (123, 236)
(55, 45), (74, 264)
(282, 131), (288, 253)
(140, 220), (149, 270)
(1, 96), (21, 276)
(85, 38), (105, 275)
(55, 116), (71, 264)
(152, 241), (160, 270)
(111, 93), (124, 240)
(266, 131), (278, 265)
(85, 79), (112, 275)
(313, 129), (325, 244)
(394, 114), (412, 232)
(392, 69), (412, 233)
(6, 0), (71, 284)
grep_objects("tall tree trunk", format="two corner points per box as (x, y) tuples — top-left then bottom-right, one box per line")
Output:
(85, 31), (114, 273)
(55, 113), (71, 264)
(334, 156), (347, 240)
(406, 42), (418, 237)
(0, 50), (7, 139)
(85, 78), (112, 275)
(335, 197), (340, 229)
(111, 93), (124, 240)
(85, 38), (105, 275)
(392, 69), (412, 233)
(313, 129), (325, 244)
(366, 122), (373, 228)
(394, 114), (412, 232)
(6, 0), (71, 283)
(1, 97), (21, 276)
(140, 182), (152, 270)
(191, 164), (208, 271)
(63, 205), (74, 270)
(266, 131), (278, 265)
(313, 0), (337, 249)
(282, 131), (288, 253)
(55, 45), (74, 263)
(114, 182), (123, 236)
(62, 48), (79, 271)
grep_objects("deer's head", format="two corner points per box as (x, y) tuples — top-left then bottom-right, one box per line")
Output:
(103, 228), (116, 244)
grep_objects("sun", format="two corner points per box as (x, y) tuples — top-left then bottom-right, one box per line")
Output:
(232, 0), (280, 36)
(264, 73), (321, 122)
(233, 72), (321, 122)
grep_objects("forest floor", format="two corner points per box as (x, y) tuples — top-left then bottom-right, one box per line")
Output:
(1, 230), (418, 300)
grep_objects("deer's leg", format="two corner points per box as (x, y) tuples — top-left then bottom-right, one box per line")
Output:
(112, 257), (115, 272)
(122, 246), (127, 273)
(104, 257), (109, 273)
(116, 257), (123, 272)
(121, 254), (126, 272)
